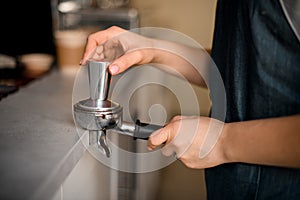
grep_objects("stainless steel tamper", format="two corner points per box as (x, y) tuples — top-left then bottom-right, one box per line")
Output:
(73, 60), (163, 157)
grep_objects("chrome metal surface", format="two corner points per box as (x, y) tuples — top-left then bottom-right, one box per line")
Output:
(88, 61), (110, 101)
(74, 61), (121, 157)
(73, 61), (160, 157)
(73, 99), (122, 130)
(98, 130), (111, 157)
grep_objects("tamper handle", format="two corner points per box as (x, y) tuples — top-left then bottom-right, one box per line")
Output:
(88, 61), (111, 101)
(133, 120), (164, 140)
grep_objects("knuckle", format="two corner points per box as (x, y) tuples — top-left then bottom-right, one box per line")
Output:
(182, 158), (197, 169)
(109, 26), (125, 34)
(87, 33), (99, 44)
(133, 50), (144, 62)
(86, 34), (94, 42)
(109, 25), (120, 31)
(172, 120), (181, 130)
(172, 115), (182, 121)
(148, 135), (154, 143)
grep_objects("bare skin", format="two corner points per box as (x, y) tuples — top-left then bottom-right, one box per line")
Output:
(148, 115), (300, 169)
(81, 26), (300, 169)
(81, 26), (208, 87)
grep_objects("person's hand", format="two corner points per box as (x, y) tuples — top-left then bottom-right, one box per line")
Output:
(80, 26), (154, 75)
(148, 115), (227, 169)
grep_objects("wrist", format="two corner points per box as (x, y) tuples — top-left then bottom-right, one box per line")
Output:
(220, 122), (237, 164)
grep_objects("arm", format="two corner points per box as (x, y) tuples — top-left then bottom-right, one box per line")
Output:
(149, 40), (209, 88)
(148, 114), (300, 169)
(224, 114), (300, 168)
(80, 26), (209, 87)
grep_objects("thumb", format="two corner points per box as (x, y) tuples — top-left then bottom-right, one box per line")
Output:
(108, 49), (152, 75)
(147, 127), (170, 151)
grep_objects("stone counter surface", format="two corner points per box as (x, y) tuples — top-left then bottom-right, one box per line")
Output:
(0, 69), (85, 200)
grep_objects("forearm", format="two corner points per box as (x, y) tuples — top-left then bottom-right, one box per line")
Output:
(223, 114), (300, 168)
(148, 38), (209, 87)
(83, 26), (209, 87)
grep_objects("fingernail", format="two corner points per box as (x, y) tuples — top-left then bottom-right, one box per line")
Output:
(109, 65), (119, 75)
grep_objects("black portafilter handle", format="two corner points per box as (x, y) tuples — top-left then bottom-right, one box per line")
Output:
(133, 120), (164, 140)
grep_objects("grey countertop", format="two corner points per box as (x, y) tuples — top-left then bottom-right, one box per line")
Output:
(0, 69), (86, 200)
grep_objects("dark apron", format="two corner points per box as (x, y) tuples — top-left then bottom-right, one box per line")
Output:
(206, 0), (300, 199)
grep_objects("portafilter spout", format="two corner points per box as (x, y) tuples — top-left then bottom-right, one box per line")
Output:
(73, 60), (163, 157)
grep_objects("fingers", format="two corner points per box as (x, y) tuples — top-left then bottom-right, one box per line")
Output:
(170, 115), (187, 123)
(108, 49), (152, 75)
(88, 39), (125, 63)
(103, 39), (124, 61)
(80, 26), (126, 65)
(147, 116), (200, 159)
(147, 124), (179, 157)
(147, 127), (170, 151)
(80, 26), (154, 75)
(89, 45), (104, 61)
(147, 116), (180, 151)
(80, 32), (105, 65)
(82, 39), (153, 76)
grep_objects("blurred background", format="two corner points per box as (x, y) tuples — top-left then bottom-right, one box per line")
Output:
(0, 0), (217, 199)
